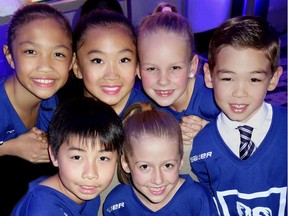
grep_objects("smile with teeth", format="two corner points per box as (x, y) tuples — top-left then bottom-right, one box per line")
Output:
(231, 104), (247, 112)
(102, 86), (120, 91)
(81, 185), (95, 189)
(33, 78), (54, 84)
(148, 186), (166, 195)
(155, 90), (173, 97)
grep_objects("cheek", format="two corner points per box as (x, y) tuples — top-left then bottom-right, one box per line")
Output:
(167, 171), (180, 184)
(177, 75), (189, 88)
(141, 73), (154, 87)
(131, 170), (148, 186)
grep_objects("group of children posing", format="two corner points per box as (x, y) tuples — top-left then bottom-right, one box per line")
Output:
(0, 2), (286, 216)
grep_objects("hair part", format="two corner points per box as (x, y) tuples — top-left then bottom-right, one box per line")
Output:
(118, 102), (183, 184)
(48, 97), (124, 158)
(207, 15), (280, 74)
(137, 12), (195, 59)
(7, 3), (72, 54)
(73, 9), (136, 52)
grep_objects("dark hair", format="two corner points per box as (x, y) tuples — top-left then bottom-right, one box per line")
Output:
(80, 0), (124, 17)
(137, 12), (195, 59)
(207, 15), (280, 74)
(48, 97), (124, 157)
(153, 2), (178, 14)
(7, 3), (72, 54)
(73, 9), (136, 52)
(118, 102), (183, 184)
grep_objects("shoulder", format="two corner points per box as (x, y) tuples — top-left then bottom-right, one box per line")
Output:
(103, 184), (132, 215)
(180, 174), (210, 195)
(11, 180), (55, 215)
(194, 121), (217, 142)
(105, 183), (132, 201)
(271, 104), (287, 116)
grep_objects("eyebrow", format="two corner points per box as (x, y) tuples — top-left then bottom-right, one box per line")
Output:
(217, 69), (268, 75)
(67, 145), (114, 152)
(87, 48), (134, 55)
(19, 41), (71, 50)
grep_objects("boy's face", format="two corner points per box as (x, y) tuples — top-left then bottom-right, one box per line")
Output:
(138, 30), (198, 111)
(49, 136), (117, 204)
(121, 135), (183, 210)
(73, 26), (137, 115)
(204, 46), (282, 123)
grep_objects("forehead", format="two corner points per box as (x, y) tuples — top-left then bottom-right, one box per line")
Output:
(215, 46), (271, 73)
(130, 134), (180, 158)
(79, 25), (136, 50)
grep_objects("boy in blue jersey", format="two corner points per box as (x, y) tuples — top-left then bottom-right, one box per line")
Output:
(11, 97), (124, 216)
(190, 16), (287, 215)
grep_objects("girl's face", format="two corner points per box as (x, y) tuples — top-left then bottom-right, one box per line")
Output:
(5, 18), (74, 100)
(121, 135), (183, 211)
(74, 25), (137, 115)
(49, 136), (118, 204)
(138, 30), (198, 111)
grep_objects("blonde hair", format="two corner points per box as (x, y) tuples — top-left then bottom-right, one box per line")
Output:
(118, 102), (183, 184)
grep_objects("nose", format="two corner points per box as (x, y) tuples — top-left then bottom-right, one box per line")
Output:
(82, 161), (98, 180)
(232, 81), (248, 98)
(157, 70), (170, 86)
(151, 168), (164, 185)
(104, 62), (120, 80)
(37, 55), (54, 73)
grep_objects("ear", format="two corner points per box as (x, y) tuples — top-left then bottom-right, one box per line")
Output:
(188, 54), (199, 78)
(136, 63), (141, 79)
(72, 58), (83, 79)
(69, 52), (76, 70)
(268, 66), (283, 91)
(48, 146), (59, 167)
(120, 155), (131, 174)
(203, 63), (213, 88)
(3, 45), (15, 69)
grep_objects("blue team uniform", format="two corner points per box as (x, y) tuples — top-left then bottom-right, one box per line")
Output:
(11, 177), (100, 216)
(157, 74), (220, 122)
(118, 85), (154, 119)
(103, 174), (218, 215)
(0, 77), (58, 215)
(190, 105), (287, 215)
(0, 76), (58, 142)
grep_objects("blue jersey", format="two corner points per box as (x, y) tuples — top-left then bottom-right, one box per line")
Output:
(158, 74), (220, 122)
(0, 77), (58, 215)
(190, 105), (287, 215)
(11, 177), (100, 216)
(119, 86), (154, 119)
(0, 76), (58, 142)
(103, 174), (217, 215)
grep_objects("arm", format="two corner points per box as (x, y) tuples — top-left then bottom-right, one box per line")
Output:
(0, 127), (50, 163)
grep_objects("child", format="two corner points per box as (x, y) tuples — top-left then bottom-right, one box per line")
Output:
(0, 3), (75, 215)
(103, 102), (217, 215)
(11, 97), (124, 215)
(137, 11), (220, 144)
(190, 16), (287, 215)
(70, 9), (153, 119)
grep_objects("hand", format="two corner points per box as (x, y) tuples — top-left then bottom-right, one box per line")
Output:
(180, 115), (209, 145)
(3, 127), (50, 163)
